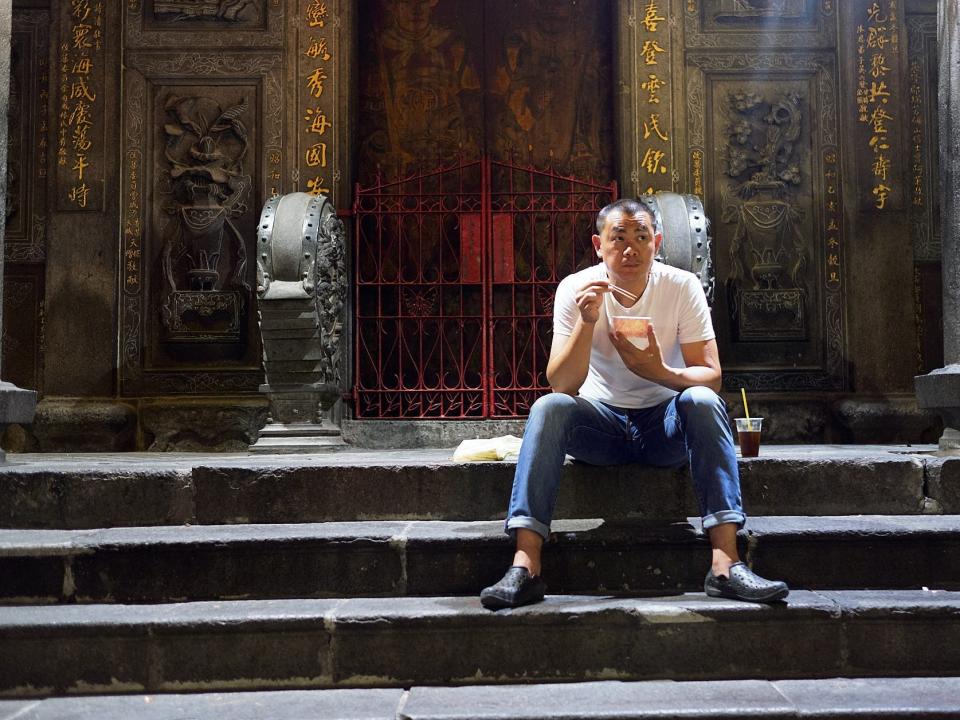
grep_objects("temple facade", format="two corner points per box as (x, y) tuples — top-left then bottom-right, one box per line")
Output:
(0, 0), (946, 450)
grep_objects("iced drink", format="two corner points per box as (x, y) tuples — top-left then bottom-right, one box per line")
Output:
(735, 417), (763, 458)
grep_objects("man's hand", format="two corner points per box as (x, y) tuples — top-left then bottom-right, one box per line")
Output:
(610, 324), (723, 393)
(574, 280), (612, 325)
(610, 322), (665, 381)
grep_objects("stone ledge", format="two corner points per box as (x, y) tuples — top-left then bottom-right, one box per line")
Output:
(2, 399), (134, 453)
(2, 591), (960, 695)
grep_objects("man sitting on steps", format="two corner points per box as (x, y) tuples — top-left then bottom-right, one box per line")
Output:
(480, 197), (789, 609)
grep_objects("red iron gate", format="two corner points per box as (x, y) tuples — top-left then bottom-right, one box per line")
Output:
(353, 156), (616, 418)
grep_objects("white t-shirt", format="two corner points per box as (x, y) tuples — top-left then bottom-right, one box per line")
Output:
(553, 260), (716, 409)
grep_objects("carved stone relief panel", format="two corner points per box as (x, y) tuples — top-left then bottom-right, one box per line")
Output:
(126, 0), (282, 49)
(121, 52), (281, 396)
(685, 0), (836, 49)
(5, 9), (49, 263)
(687, 52), (845, 391)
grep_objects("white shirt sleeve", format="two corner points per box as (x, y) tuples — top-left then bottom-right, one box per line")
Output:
(552, 274), (579, 338)
(677, 274), (716, 344)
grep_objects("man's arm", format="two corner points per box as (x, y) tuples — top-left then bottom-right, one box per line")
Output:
(546, 280), (611, 395)
(609, 327), (722, 393)
(546, 325), (592, 395)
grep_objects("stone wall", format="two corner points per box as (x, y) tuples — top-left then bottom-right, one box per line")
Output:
(0, 0), (947, 450)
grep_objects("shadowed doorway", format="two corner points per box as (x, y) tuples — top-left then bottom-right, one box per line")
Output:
(354, 0), (616, 418)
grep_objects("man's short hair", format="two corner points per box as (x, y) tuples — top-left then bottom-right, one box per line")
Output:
(596, 197), (658, 235)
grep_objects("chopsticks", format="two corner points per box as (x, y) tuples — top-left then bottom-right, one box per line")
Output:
(608, 283), (641, 303)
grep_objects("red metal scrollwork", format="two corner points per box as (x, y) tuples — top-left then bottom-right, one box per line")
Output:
(353, 156), (616, 418)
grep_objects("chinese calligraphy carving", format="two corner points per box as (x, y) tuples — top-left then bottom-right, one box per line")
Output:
(632, 0), (671, 194)
(57, 0), (103, 211)
(299, 0), (340, 200)
(857, 0), (900, 210)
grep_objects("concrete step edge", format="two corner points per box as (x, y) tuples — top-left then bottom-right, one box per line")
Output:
(3, 515), (960, 552)
(2, 593), (960, 697)
(3, 677), (960, 720)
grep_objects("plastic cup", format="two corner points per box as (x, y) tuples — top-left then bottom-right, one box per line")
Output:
(735, 418), (763, 457)
(610, 316), (651, 349)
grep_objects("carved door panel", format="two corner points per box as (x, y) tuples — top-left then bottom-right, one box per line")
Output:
(676, 0), (847, 392)
(118, 1), (284, 396)
(3, 9), (50, 393)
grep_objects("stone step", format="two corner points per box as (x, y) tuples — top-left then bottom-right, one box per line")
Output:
(3, 677), (960, 719)
(2, 446), (955, 529)
(1, 590), (959, 696)
(2, 516), (959, 604)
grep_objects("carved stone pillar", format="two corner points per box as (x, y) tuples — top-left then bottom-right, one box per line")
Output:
(249, 192), (347, 453)
(915, 0), (960, 449)
(0, 2), (37, 462)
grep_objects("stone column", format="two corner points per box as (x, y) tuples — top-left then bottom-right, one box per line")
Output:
(0, 0), (38, 461)
(915, 0), (960, 448)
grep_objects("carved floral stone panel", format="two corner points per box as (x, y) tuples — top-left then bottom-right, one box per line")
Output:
(687, 51), (845, 391)
(121, 52), (281, 396)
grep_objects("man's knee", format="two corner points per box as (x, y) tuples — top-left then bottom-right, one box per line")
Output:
(526, 392), (581, 433)
(677, 386), (726, 424)
(529, 392), (579, 418)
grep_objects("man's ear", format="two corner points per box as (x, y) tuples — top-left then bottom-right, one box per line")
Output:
(654, 232), (663, 253)
(592, 234), (602, 257)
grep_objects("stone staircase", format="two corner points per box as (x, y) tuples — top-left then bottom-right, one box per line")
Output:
(1, 446), (959, 718)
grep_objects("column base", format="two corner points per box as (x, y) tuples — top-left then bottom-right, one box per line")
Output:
(249, 421), (347, 454)
(914, 365), (960, 451)
(0, 381), (38, 463)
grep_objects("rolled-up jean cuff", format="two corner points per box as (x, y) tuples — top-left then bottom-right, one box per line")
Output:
(505, 516), (551, 541)
(702, 510), (746, 530)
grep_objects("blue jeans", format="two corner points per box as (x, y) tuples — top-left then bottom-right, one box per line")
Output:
(506, 387), (745, 540)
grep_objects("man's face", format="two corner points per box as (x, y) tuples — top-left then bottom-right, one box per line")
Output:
(592, 209), (661, 281)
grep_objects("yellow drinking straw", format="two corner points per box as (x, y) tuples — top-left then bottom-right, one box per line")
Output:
(741, 388), (751, 421)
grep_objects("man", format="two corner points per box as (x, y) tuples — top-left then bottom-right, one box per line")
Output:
(480, 198), (788, 609)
